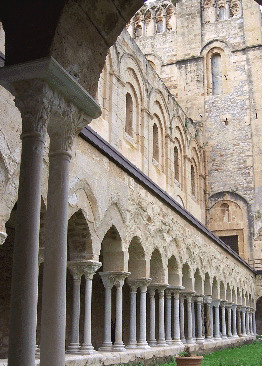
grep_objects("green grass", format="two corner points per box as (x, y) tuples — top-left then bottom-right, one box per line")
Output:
(161, 340), (262, 366)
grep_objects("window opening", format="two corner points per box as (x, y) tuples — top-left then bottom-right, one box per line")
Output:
(211, 53), (222, 95)
(153, 123), (159, 162)
(125, 93), (133, 137)
(220, 235), (239, 254)
(174, 146), (179, 181)
(191, 164), (196, 196)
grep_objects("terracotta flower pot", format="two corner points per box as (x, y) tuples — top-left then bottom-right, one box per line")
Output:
(175, 355), (204, 366)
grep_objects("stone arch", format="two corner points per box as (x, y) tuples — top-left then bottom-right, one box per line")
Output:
(212, 276), (219, 299)
(204, 272), (212, 296)
(168, 255), (180, 287)
(97, 203), (125, 247)
(128, 236), (147, 279)
(194, 268), (203, 294)
(182, 263), (193, 292)
(101, 225), (125, 272)
(237, 287), (242, 305)
(226, 284), (232, 302)
(150, 248), (165, 284)
(220, 281), (226, 300)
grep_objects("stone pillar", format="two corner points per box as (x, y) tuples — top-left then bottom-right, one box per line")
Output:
(138, 278), (151, 349)
(232, 305), (238, 337)
(126, 280), (138, 349)
(246, 307), (250, 335)
(40, 102), (90, 365)
(165, 290), (173, 345)
(241, 307), (247, 337)
(249, 308), (253, 335)
(226, 303), (232, 338)
(8, 80), (51, 366)
(112, 272), (130, 351)
(172, 288), (183, 344)
(196, 296), (204, 343)
(186, 293), (195, 344)
(148, 287), (157, 346)
(99, 272), (114, 351)
(236, 305), (242, 337)
(213, 300), (221, 340)
(205, 296), (213, 340)
(180, 294), (186, 343)
(81, 261), (102, 354)
(253, 309), (257, 335)
(220, 301), (227, 339)
(210, 304), (214, 339)
(67, 264), (83, 353)
(157, 285), (168, 346)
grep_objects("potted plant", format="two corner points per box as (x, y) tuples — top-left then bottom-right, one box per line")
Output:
(175, 347), (204, 366)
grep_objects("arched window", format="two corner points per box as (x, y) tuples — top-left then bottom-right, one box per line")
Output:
(174, 146), (179, 181)
(153, 123), (159, 162)
(219, 7), (226, 20)
(191, 164), (196, 196)
(125, 93), (133, 137)
(211, 53), (222, 95)
(220, 203), (230, 222)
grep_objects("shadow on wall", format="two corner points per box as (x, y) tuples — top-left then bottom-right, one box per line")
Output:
(256, 296), (262, 335)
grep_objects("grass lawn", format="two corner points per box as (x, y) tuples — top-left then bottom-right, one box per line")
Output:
(162, 339), (262, 366)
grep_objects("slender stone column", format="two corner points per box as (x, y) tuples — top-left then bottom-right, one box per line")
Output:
(157, 285), (169, 346)
(180, 294), (186, 343)
(249, 308), (253, 335)
(210, 304), (214, 339)
(196, 296), (204, 343)
(8, 80), (51, 366)
(172, 288), (184, 344)
(165, 290), (173, 344)
(253, 309), (257, 335)
(185, 292), (195, 344)
(226, 303), (232, 338)
(67, 264), (83, 353)
(148, 287), (157, 346)
(126, 280), (138, 349)
(241, 307), (247, 336)
(81, 261), (102, 354)
(205, 296), (213, 340)
(236, 305), (242, 337)
(213, 300), (221, 340)
(113, 272), (131, 351)
(138, 278), (152, 349)
(232, 305), (238, 337)
(192, 299), (196, 339)
(220, 301), (227, 339)
(162, 12), (167, 33)
(99, 272), (115, 351)
(246, 308), (249, 335)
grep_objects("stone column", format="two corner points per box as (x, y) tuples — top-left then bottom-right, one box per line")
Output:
(126, 280), (138, 349)
(186, 292), (195, 344)
(8, 80), (51, 366)
(220, 301), (227, 339)
(81, 261), (102, 354)
(172, 288), (184, 344)
(192, 299), (196, 339)
(226, 303), (232, 338)
(40, 102), (90, 365)
(249, 308), (253, 335)
(67, 264), (83, 353)
(241, 307), (247, 337)
(246, 307), (250, 335)
(213, 300), (221, 340)
(148, 287), (157, 346)
(138, 278), (152, 349)
(236, 305), (242, 337)
(157, 285), (169, 346)
(205, 296), (213, 341)
(113, 272), (131, 351)
(210, 304), (214, 339)
(180, 293), (186, 343)
(253, 309), (257, 335)
(232, 305), (238, 337)
(196, 296), (204, 343)
(165, 290), (173, 345)
(99, 272), (114, 351)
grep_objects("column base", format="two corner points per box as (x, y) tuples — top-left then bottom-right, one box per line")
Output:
(67, 343), (81, 354)
(137, 341), (151, 349)
(196, 337), (205, 344)
(214, 336), (222, 341)
(221, 335), (227, 339)
(98, 342), (113, 351)
(112, 342), (126, 352)
(126, 342), (138, 349)
(166, 338), (173, 345)
(149, 340), (157, 347)
(80, 344), (97, 354)
(186, 339), (195, 345)
(157, 339), (168, 347)
(172, 339), (183, 345)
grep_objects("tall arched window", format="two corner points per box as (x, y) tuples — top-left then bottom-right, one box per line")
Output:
(174, 146), (179, 181)
(211, 53), (222, 95)
(191, 164), (196, 197)
(125, 93), (133, 137)
(153, 123), (159, 162)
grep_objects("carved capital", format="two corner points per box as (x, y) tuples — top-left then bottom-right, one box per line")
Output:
(136, 277), (152, 292)
(83, 261), (102, 280)
(99, 271), (130, 289)
(127, 279), (138, 292)
(67, 261), (84, 281)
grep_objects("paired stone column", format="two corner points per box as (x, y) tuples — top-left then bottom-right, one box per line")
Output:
(165, 290), (173, 345)
(99, 272), (114, 351)
(236, 305), (242, 337)
(246, 307), (250, 335)
(157, 284), (169, 346)
(137, 278), (152, 349)
(232, 305), (238, 337)
(172, 287), (184, 344)
(179, 293), (186, 343)
(192, 299), (196, 340)
(148, 287), (157, 346)
(185, 292), (195, 344)
(220, 301), (227, 339)
(241, 307), (247, 337)
(226, 303), (232, 338)
(195, 296), (204, 343)
(253, 309), (257, 335)
(205, 296), (213, 341)
(213, 300), (221, 340)
(249, 308), (253, 335)
(126, 280), (138, 349)
(81, 261), (102, 354)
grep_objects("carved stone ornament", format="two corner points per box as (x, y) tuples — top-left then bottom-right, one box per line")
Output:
(68, 260), (101, 280)
(99, 271), (131, 289)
